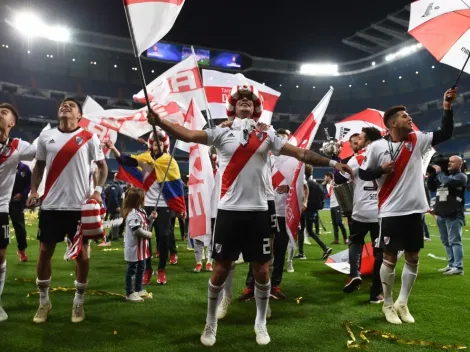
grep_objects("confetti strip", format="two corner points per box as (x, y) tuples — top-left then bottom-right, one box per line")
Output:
(344, 321), (467, 350)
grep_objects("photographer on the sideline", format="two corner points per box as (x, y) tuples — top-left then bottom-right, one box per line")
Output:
(432, 156), (467, 276)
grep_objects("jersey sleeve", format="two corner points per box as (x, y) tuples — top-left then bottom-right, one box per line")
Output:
(205, 126), (227, 149)
(127, 211), (142, 231)
(341, 157), (359, 180)
(360, 144), (378, 171)
(267, 129), (288, 156)
(89, 134), (105, 162)
(18, 140), (37, 161)
(35, 134), (47, 161)
(416, 131), (433, 154)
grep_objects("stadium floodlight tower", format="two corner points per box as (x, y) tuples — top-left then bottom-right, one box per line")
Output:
(12, 11), (71, 42)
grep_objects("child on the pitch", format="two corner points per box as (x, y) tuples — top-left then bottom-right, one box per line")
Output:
(122, 187), (156, 302)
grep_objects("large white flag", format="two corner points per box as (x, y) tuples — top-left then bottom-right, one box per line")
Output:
(23, 124), (51, 197)
(183, 99), (214, 239)
(133, 56), (207, 110)
(273, 88), (334, 244)
(124, 0), (185, 56)
(82, 96), (185, 141)
(202, 69), (281, 123)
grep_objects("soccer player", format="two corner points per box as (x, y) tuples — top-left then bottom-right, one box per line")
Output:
(359, 88), (457, 324)
(27, 98), (108, 323)
(0, 103), (36, 322)
(337, 127), (384, 303)
(147, 85), (353, 346)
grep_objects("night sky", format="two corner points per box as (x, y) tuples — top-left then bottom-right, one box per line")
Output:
(6, 0), (412, 61)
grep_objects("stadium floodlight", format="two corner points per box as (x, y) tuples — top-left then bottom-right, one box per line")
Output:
(13, 12), (71, 42)
(371, 61), (376, 66)
(279, 84), (282, 87)
(385, 43), (423, 62)
(296, 85), (299, 88)
(299, 63), (338, 76)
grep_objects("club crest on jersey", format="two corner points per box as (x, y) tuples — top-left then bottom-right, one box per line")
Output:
(215, 244), (222, 253)
(384, 236), (390, 245)
(76, 136), (83, 145)
(0, 147), (11, 156)
(256, 132), (265, 141)
(20, 171), (25, 177)
(405, 142), (413, 151)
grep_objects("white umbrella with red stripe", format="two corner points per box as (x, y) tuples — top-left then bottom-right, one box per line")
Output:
(409, 0), (470, 86)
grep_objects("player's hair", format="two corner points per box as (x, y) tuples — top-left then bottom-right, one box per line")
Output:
(305, 165), (313, 178)
(122, 187), (145, 221)
(0, 103), (19, 124)
(325, 172), (333, 179)
(383, 105), (406, 128)
(349, 133), (360, 142)
(276, 128), (289, 136)
(362, 127), (382, 143)
(61, 97), (83, 115)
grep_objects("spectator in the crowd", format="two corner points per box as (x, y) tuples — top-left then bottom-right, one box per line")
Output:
(104, 173), (123, 241)
(433, 156), (467, 275)
(9, 162), (31, 262)
(323, 172), (348, 244)
(295, 165), (332, 260)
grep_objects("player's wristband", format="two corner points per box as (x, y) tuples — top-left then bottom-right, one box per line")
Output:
(94, 186), (103, 194)
(329, 160), (338, 168)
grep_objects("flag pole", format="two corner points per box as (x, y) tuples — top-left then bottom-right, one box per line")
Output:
(153, 140), (179, 212)
(191, 46), (215, 128)
(122, 0), (162, 155)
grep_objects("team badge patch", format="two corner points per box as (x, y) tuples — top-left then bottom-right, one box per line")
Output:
(384, 236), (391, 245)
(215, 244), (222, 253)
(405, 142), (412, 151)
(76, 136), (83, 145)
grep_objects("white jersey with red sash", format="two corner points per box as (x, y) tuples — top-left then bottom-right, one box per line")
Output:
(205, 124), (287, 211)
(36, 127), (105, 210)
(345, 148), (378, 223)
(360, 131), (433, 217)
(124, 208), (150, 262)
(0, 139), (36, 212)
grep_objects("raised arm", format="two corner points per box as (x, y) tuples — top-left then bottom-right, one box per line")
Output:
(280, 143), (354, 179)
(147, 111), (208, 144)
(432, 88), (457, 147)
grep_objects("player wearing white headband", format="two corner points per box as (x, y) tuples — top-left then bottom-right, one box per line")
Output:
(148, 85), (353, 346)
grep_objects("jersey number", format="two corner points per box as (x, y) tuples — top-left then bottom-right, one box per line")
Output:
(263, 238), (271, 255)
(270, 215), (277, 229)
(2, 225), (10, 240)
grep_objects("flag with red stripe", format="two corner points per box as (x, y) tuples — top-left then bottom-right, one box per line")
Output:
(277, 88), (333, 244)
(133, 56), (207, 111)
(202, 69), (281, 124)
(124, 0), (185, 56)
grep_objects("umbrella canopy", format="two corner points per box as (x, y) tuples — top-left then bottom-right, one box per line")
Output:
(409, 0), (470, 75)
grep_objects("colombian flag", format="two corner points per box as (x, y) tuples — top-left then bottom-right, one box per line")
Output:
(119, 152), (186, 214)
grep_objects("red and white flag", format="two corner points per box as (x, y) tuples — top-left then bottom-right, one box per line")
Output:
(133, 56), (207, 110)
(183, 99), (214, 239)
(82, 96), (185, 142)
(274, 88), (334, 244)
(202, 69), (281, 123)
(124, 0), (185, 56)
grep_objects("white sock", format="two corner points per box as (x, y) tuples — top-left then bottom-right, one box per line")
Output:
(0, 261), (6, 301)
(206, 280), (224, 325)
(254, 280), (271, 326)
(397, 261), (418, 305)
(36, 278), (51, 306)
(380, 260), (396, 306)
(194, 240), (204, 263)
(287, 246), (295, 262)
(223, 264), (235, 300)
(73, 280), (88, 306)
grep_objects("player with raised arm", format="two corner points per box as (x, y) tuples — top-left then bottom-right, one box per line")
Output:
(359, 88), (457, 324)
(26, 98), (108, 324)
(0, 103), (36, 322)
(147, 85), (353, 346)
